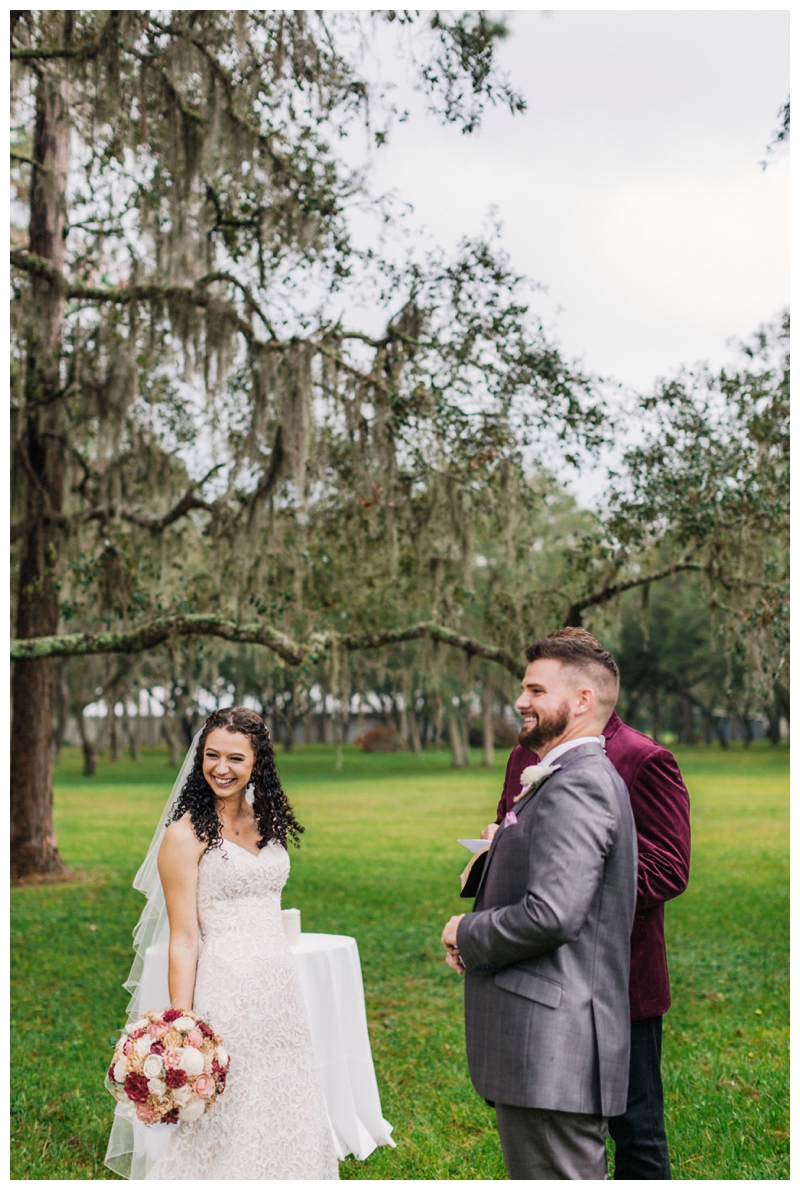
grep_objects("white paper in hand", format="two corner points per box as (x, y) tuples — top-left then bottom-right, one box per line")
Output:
(458, 839), (490, 853)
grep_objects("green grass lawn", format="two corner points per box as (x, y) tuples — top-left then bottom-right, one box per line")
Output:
(11, 741), (788, 1179)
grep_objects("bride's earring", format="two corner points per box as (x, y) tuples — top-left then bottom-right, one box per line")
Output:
(245, 782), (255, 806)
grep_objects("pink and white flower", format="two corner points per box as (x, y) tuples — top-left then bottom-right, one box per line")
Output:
(178, 1099), (206, 1123)
(142, 1054), (164, 1079)
(179, 1046), (205, 1077)
(192, 1072), (215, 1098)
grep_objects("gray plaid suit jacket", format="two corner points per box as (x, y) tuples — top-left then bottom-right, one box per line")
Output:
(456, 741), (637, 1117)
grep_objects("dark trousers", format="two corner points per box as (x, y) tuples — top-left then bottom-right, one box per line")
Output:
(609, 1016), (671, 1179)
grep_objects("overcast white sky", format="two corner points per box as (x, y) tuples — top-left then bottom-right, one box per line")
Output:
(358, 8), (789, 399)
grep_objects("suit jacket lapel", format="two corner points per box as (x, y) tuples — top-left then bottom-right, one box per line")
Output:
(473, 766), (559, 905)
(472, 744), (604, 906)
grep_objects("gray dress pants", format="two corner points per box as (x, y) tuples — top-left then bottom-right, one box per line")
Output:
(495, 1102), (609, 1180)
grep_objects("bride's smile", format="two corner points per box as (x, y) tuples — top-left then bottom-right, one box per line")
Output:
(202, 730), (255, 801)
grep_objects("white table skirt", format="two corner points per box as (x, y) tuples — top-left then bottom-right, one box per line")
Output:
(290, 933), (395, 1160)
(125, 928), (393, 1165)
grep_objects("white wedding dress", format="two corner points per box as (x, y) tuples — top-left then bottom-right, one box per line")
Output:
(146, 838), (338, 1180)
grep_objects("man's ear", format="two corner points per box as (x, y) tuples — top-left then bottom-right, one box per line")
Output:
(575, 686), (595, 715)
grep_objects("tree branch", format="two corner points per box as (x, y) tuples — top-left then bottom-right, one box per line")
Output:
(11, 15), (115, 63)
(336, 623), (524, 676)
(10, 251), (272, 349)
(11, 43), (104, 62)
(10, 150), (51, 173)
(196, 272), (276, 339)
(316, 341), (390, 393)
(11, 616), (306, 665)
(12, 468), (221, 541)
(10, 616), (526, 677)
(82, 494), (215, 532)
(564, 561), (703, 627)
(11, 253), (398, 376)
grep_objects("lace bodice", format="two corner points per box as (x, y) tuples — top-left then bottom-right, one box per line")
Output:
(197, 837), (289, 934)
(146, 838), (338, 1180)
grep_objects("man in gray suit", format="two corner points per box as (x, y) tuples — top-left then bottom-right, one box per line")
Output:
(441, 634), (637, 1179)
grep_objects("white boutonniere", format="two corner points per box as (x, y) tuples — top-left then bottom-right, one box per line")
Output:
(514, 763), (561, 803)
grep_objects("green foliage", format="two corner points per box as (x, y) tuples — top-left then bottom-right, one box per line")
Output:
(421, 12), (526, 133)
(11, 744), (788, 1179)
(11, 11), (603, 703)
(606, 577), (744, 742)
(605, 316), (789, 694)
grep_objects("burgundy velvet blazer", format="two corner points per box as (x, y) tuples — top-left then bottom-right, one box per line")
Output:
(495, 711), (691, 1020)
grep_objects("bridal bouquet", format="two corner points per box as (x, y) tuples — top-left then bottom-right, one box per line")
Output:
(105, 1008), (230, 1126)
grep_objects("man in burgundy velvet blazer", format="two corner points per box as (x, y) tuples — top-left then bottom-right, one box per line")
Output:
(491, 694), (691, 1178)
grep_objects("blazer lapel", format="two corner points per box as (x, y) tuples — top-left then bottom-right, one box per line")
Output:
(473, 767), (559, 904)
(472, 744), (603, 905)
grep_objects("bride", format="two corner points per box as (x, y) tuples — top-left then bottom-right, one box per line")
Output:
(105, 706), (338, 1180)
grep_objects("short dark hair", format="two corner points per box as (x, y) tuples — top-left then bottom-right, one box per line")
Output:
(525, 628), (619, 711)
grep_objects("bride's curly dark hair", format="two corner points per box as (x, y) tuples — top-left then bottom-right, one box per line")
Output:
(168, 707), (304, 851)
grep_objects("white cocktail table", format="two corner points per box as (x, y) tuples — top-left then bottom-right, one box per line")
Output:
(289, 933), (395, 1160)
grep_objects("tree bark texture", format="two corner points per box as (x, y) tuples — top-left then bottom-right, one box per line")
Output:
(11, 62), (71, 879)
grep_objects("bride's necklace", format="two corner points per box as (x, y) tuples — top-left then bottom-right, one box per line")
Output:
(221, 804), (247, 836)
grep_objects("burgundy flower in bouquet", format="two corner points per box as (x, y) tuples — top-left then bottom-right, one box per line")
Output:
(105, 1009), (231, 1126)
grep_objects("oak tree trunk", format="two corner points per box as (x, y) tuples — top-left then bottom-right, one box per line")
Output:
(11, 60), (70, 880)
(123, 710), (139, 761)
(160, 719), (182, 768)
(448, 709), (469, 769)
(407, 709), (423, 757)
(110, 713), (122, 761)
(481, 677), (495, 768)
(78, 714), (98, 777)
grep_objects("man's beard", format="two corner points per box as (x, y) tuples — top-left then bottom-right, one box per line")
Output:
(519, 701), (571, 752)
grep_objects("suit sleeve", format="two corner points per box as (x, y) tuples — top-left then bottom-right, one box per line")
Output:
(630, 749), (691, 911)
(458, 772), (616, 971)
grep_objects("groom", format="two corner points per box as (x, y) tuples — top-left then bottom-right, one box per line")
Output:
(442, 633), (637, 1179)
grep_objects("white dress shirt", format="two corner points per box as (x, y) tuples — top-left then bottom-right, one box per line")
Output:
(542, 735), (604, 765)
